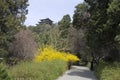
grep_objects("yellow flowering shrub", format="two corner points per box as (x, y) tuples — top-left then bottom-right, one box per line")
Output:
(34, 46), (79, 62)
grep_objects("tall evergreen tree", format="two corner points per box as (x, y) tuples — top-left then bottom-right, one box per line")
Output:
(0, 0), (28, 58)
(104, 0), (120, 61)
(73, 2), (89, 30)
(58, 14), (71, 38)
(84, 0), (111, 70)
(72, 3), (90, 65)
(58, 14), (71, 50)
(106, 0), (120, 43)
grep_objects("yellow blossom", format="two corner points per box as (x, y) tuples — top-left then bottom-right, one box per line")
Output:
(34, 46), (79, 62)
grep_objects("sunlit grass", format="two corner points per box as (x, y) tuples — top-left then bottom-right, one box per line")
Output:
(8, 60), (67, 80)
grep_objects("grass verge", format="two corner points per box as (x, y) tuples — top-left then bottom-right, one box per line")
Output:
(8, 60), (67, 80)
(94, 62), (120, 80)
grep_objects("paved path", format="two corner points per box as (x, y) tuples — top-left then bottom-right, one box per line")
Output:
(57, 66), (97, 80)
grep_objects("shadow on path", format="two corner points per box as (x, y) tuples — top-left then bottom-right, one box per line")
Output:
(67, 67), (96, 79)
(57, 66), (97, 80)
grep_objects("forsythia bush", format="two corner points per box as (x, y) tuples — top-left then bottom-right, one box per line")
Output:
(34, 46), (79, 62)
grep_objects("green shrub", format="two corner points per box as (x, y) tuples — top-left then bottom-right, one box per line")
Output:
(94, 62), (120, 80)
(0, 64), (10, 80)
(8, 60), (67, 80)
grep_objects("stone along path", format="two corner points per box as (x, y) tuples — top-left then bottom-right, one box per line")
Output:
(57, 66), (97, 80)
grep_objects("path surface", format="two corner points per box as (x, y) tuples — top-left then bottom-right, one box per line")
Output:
(57, 66), (97, 80)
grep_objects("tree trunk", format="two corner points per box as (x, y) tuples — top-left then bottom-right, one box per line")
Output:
(68, 61), (71, 70)
(90, 52), (94, 71)
(90, 60), (94, 71)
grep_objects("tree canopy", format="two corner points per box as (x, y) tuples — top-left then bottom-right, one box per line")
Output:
(0, 0), (28, 58)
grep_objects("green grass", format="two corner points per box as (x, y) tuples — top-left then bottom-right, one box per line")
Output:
(94, 62), (120, 80)
(8, 60), (67, 80)
(86, 62), (91, 68)
(0, 64), (10, 80)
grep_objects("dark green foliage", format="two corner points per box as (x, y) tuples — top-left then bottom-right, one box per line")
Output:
(29, 17), (71, 51)
(106, 0), (120, 43)
(72, 0), (120, 70)
(58, 14), (71, 30)
(84, 0), (119, 51)
(58, 14), (71, 38)
(85, 0), (111, 48)
(72, 2), (90, 65)
(73, 2), (89, 29)
(85, 0), (120, 64)
(104, 47), (120, 62)
(0, 0), (28, 59)
(94, 62), (120, 80)
(29, 24), (52, 34)
(57, 14), (72, 51)
(0, 64), (10, 80)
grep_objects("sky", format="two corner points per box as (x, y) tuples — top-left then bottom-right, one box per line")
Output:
(24, 0), (84, 26)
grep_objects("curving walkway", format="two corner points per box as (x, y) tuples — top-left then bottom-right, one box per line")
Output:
(57, 66), (97, 80)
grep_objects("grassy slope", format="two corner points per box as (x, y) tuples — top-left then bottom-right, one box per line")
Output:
(8, 60), (67, 80)
(94, 62), (120, 80)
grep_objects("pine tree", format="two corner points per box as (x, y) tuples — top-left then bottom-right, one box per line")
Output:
(0, 0), (28, 58)
(58, 14), (71, 38)
(83, 0), (111, 70)
(73, 2), (89, 30)
(58, 14), (71, 50)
